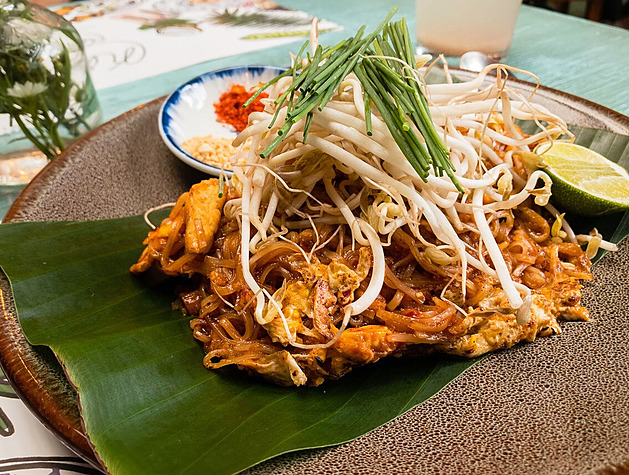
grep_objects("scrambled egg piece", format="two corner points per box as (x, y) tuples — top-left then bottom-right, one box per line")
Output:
(436, 284), (582, 358)
(236, 351), (307, 386)
(261, 259), (366, 345)
(258, 272), (588, 386)
(262, 281), (312, 345)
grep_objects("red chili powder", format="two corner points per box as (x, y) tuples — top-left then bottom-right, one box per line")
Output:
(213, 84), (268, 133)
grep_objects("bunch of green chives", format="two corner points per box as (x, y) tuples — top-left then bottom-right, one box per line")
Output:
(244, 8), (462, 192)
(357, 19), (462, 191)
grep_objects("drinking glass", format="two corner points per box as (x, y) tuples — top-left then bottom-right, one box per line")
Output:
(415, 0), (522, 68)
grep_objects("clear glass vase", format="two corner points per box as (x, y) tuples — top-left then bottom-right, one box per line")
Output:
(0, 0), (101, 186)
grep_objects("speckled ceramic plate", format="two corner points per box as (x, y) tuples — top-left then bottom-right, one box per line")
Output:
(159, 65), (286, 176)
(1, 72), (629, 475)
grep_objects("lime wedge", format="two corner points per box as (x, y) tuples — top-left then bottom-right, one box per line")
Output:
(534, 142), (629, 216)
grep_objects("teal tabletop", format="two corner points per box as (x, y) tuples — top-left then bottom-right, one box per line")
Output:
(98, 1), (629, 121)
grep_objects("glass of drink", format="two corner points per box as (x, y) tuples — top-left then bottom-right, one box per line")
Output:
(415, 0), (522, 67)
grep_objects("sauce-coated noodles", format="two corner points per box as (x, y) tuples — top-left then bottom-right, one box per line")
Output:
(132, 184), (592, 386)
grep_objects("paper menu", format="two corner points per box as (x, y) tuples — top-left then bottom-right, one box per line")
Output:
(57, 0), (341, 90)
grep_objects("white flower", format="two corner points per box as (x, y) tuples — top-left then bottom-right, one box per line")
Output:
(6, 81), (48, 98)
(2, 17), (52, 49)
(0, 0), (23, 10)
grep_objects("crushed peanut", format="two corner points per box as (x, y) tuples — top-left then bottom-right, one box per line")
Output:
(181, 135), (236, 169)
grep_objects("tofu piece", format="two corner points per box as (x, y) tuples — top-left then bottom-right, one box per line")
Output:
(184, 179), (226, 254)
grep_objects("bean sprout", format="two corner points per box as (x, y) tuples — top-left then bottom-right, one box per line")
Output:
(227, 55), (579, 339)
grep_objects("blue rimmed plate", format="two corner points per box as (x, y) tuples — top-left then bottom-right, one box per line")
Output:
(159, 65), (287, 176)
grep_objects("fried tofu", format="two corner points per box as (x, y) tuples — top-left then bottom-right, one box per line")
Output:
(184, 179), (226, 254)
(130, 179), (226, 275)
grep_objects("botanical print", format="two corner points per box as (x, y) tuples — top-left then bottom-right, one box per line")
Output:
(53, 0), (341, 90)
(0, 373), (16, 437)
(1, 372), (101, 475)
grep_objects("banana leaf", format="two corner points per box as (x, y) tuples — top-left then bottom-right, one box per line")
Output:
(0, 125), (627, 475)
(0, 216), (476, 475)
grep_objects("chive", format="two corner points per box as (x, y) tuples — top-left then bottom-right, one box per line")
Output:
(372, 38), (385, 58)
(313, 6), (398, 99)
(320, 38), (348, 60)
(260, 131), (288, 158)
(369, 66), (415, 112)
(314, 63), (351, 100)
(403, 124), (432, 169)
(360, 53), (432, 173)
(303, 111), (314, 142)
(286, 87), (297, 115)
(355, 63), (429, 178)
(218, 173), (224, 198)
(243, 65), (295, 108)
(387, 24), (405, 60)
(259, 9), (398, 158)
(274, 71), (303, 106)
(275, 120), (293, 137)
(268, 94), (287, 129)
(307, 39), (361, 86)
(287, 93), (323, 121)
(396, 103), (410, 131)
(384, 21), (462, 190)
(376, 40), (398, 71)
(363, 90), (372, 136)
(251, 8), (462, 191)
(294, 39), (310, 66)
(303, 44), (323, 85)
(399, 18), (416, 66)
(366, 58), (414, 94)
(274, 40), (310, 111)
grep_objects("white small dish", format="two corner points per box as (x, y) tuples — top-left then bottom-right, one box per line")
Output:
(159, 65), (286, 176)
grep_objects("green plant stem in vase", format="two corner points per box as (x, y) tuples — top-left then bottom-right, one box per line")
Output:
(0, 0), (101, 175)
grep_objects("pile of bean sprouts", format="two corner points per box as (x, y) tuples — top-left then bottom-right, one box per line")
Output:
(212, 48), (615, 351)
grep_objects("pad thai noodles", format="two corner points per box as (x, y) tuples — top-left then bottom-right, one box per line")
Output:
(131, 14), (615, 386)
